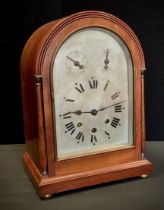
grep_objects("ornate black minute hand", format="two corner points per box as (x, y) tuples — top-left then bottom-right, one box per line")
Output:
(66, 56), (83, 69)
(98, 100), (127, 112)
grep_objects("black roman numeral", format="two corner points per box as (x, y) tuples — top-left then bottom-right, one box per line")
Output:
(65, 99), (75, 102)
(111, 92), (120, 100)
(110, 117), (120, 128)
(65, 122), (75, 132)
(103, 80), (110, 91)
(115, 105), (122, 112)
(75, 83), (85, 93)
(91, 134), (97, 145)
(63, 112), (71, 119)
(105, 131), (110, 139)
(76, 132), (84, 143)
(88, 78), (98, 89)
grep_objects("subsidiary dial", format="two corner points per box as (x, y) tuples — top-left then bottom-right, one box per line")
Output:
(97, 49), (117, 72)
(66, 50), (88, 73)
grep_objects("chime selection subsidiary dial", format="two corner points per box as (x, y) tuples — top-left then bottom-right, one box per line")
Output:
(65, 50), (88, 73)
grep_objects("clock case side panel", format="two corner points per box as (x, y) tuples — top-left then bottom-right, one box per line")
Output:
(20, 18), (65, 175)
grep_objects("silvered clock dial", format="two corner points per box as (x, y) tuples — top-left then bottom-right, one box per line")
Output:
(53, 27), (133, 159)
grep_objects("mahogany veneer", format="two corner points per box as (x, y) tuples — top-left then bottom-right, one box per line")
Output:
(20, 10), (152, 198)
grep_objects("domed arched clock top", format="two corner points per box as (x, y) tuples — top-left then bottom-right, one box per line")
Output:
(20, 11), (152, 198)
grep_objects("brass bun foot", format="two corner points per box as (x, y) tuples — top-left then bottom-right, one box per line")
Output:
(141, 174), (148, 178)
(43, 194), (52, 199)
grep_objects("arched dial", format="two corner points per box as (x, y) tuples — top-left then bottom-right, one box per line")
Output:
(53, 27), (133, 159)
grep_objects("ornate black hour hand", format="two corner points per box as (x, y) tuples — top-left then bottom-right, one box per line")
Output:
(71, 109), (98, 116)
(66, 56), (83, 69)
(98, 100), (127, 112)
(71, 110), (91, 115)
(104, 49), (110, 70)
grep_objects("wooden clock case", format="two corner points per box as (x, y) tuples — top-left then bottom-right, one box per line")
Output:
(20, 11), (152, 198)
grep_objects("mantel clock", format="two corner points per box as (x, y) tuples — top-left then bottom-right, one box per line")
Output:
(20, 11), (152, 198)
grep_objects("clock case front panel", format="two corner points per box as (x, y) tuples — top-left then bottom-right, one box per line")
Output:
(20, 11), (152, 197)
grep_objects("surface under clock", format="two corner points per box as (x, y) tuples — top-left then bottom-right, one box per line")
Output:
(53, 27), (133, 160)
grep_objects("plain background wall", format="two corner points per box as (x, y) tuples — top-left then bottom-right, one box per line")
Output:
(1, 0), (164, 144)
